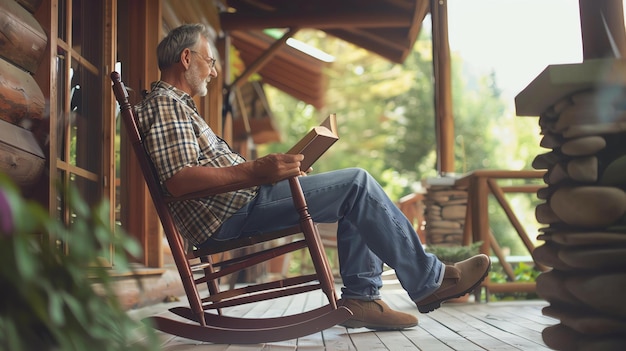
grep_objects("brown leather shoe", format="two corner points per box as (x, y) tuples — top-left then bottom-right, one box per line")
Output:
(414, 254), (491, 313)
(338, 299), (418, 330)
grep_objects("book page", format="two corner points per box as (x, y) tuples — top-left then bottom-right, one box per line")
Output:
(320, 113), (338, 136)
(287, 114), (338, 171)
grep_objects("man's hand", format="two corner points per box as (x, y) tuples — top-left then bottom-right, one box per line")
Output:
(252, 153), (304, 183)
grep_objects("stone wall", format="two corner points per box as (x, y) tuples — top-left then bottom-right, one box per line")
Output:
(422, 178), (467, 246)
(516, 59), (626, 351)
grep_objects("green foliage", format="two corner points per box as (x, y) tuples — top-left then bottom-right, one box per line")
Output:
(260, 28), (540, 200)
(289, 247), (339, 276)
(0, 174), (157, 351)
(381, 35), (437, 183)
(425, 241), (483, 264)
(261, 30), (433, 199)
(259, 28), (543, 262)
(489, 261), (540, 301)
(486, 189), (544, 256)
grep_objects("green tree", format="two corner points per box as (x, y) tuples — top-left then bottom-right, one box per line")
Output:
(381, 34), (438, 183)
(258, 27), (542, 255)
(262, 30), (423, 199)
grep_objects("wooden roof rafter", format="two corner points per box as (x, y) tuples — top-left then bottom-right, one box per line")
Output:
(221, 11), (415, 30)
(228, 27), (300, 90)
(220, 0), (429, 64)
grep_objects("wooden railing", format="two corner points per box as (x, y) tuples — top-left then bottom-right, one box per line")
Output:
(455, 170), (548, 298)
(397, 192), (426, 243)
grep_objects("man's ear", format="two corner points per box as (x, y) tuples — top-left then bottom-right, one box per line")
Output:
(181, 48), (192, 69)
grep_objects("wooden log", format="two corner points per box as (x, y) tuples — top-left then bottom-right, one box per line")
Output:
(0, 0), (47, 73)
(0, 118), (45, 189)
(431, 0), (454, 173)
(0, 57), (45, 128)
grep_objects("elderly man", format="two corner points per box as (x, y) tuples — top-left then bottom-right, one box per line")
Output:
(134, 23), (490, 331)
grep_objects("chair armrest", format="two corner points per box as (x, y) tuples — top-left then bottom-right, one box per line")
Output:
(162, 180), (261, 203)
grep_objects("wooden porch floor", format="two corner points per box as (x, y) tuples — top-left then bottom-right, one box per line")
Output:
(127, 279), (556, 350)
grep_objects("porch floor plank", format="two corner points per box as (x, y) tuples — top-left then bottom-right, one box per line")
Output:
(127, 281), (555, 350)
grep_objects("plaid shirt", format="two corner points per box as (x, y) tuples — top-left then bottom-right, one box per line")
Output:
(134, 81), (258, 246)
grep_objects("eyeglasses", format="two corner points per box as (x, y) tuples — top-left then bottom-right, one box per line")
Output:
(190, 50), (216, 69)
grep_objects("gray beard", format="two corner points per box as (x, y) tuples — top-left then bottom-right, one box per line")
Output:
(185, 63), (209, 97)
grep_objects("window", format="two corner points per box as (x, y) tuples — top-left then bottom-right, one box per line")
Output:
(54, 0), (115, 262)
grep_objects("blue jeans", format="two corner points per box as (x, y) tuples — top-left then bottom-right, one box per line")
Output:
(212, 168), (444, 301)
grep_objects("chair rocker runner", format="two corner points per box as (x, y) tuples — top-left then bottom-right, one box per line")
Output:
(110, 71), (351, 344)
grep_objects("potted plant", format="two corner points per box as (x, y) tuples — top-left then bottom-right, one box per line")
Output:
(425, 241), (483, 303)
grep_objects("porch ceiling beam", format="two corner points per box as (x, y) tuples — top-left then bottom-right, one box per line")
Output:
(220, 10), (413, 31)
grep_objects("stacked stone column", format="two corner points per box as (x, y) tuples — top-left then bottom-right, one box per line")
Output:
(422, 178), (468, 246)
(529, 87), (626, 351)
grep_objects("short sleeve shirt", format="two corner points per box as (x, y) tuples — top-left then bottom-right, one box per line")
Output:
(134, 81), (258, 246)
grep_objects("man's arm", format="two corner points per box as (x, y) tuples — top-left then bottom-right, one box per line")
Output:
(164, 153), (304, 197)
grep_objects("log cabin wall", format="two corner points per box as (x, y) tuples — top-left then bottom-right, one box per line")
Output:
(0, 0), (226, 308)
(0, 0), (47, 193)
(0, 0), (225, 309)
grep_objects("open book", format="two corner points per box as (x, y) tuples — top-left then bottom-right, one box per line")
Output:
(286, 113), (338, 171)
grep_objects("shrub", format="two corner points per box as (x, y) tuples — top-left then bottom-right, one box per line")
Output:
(425, 241), (483, 264)
(489, 261), (540, 301)
(0, 174), (157, 350)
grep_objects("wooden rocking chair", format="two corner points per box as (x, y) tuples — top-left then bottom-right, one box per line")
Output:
(110, 71), (351, 344)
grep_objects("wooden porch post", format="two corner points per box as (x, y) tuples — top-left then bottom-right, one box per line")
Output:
(579, 0), (626, 59)
(431, 0), (454, 175)
(118, 0), (163, 267)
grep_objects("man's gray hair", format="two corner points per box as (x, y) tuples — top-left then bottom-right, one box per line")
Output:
(157, 23), (212, 70)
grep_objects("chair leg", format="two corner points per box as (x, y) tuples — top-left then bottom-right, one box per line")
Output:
(201, 255), (222, 315)
(288, 177), (339, 308)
